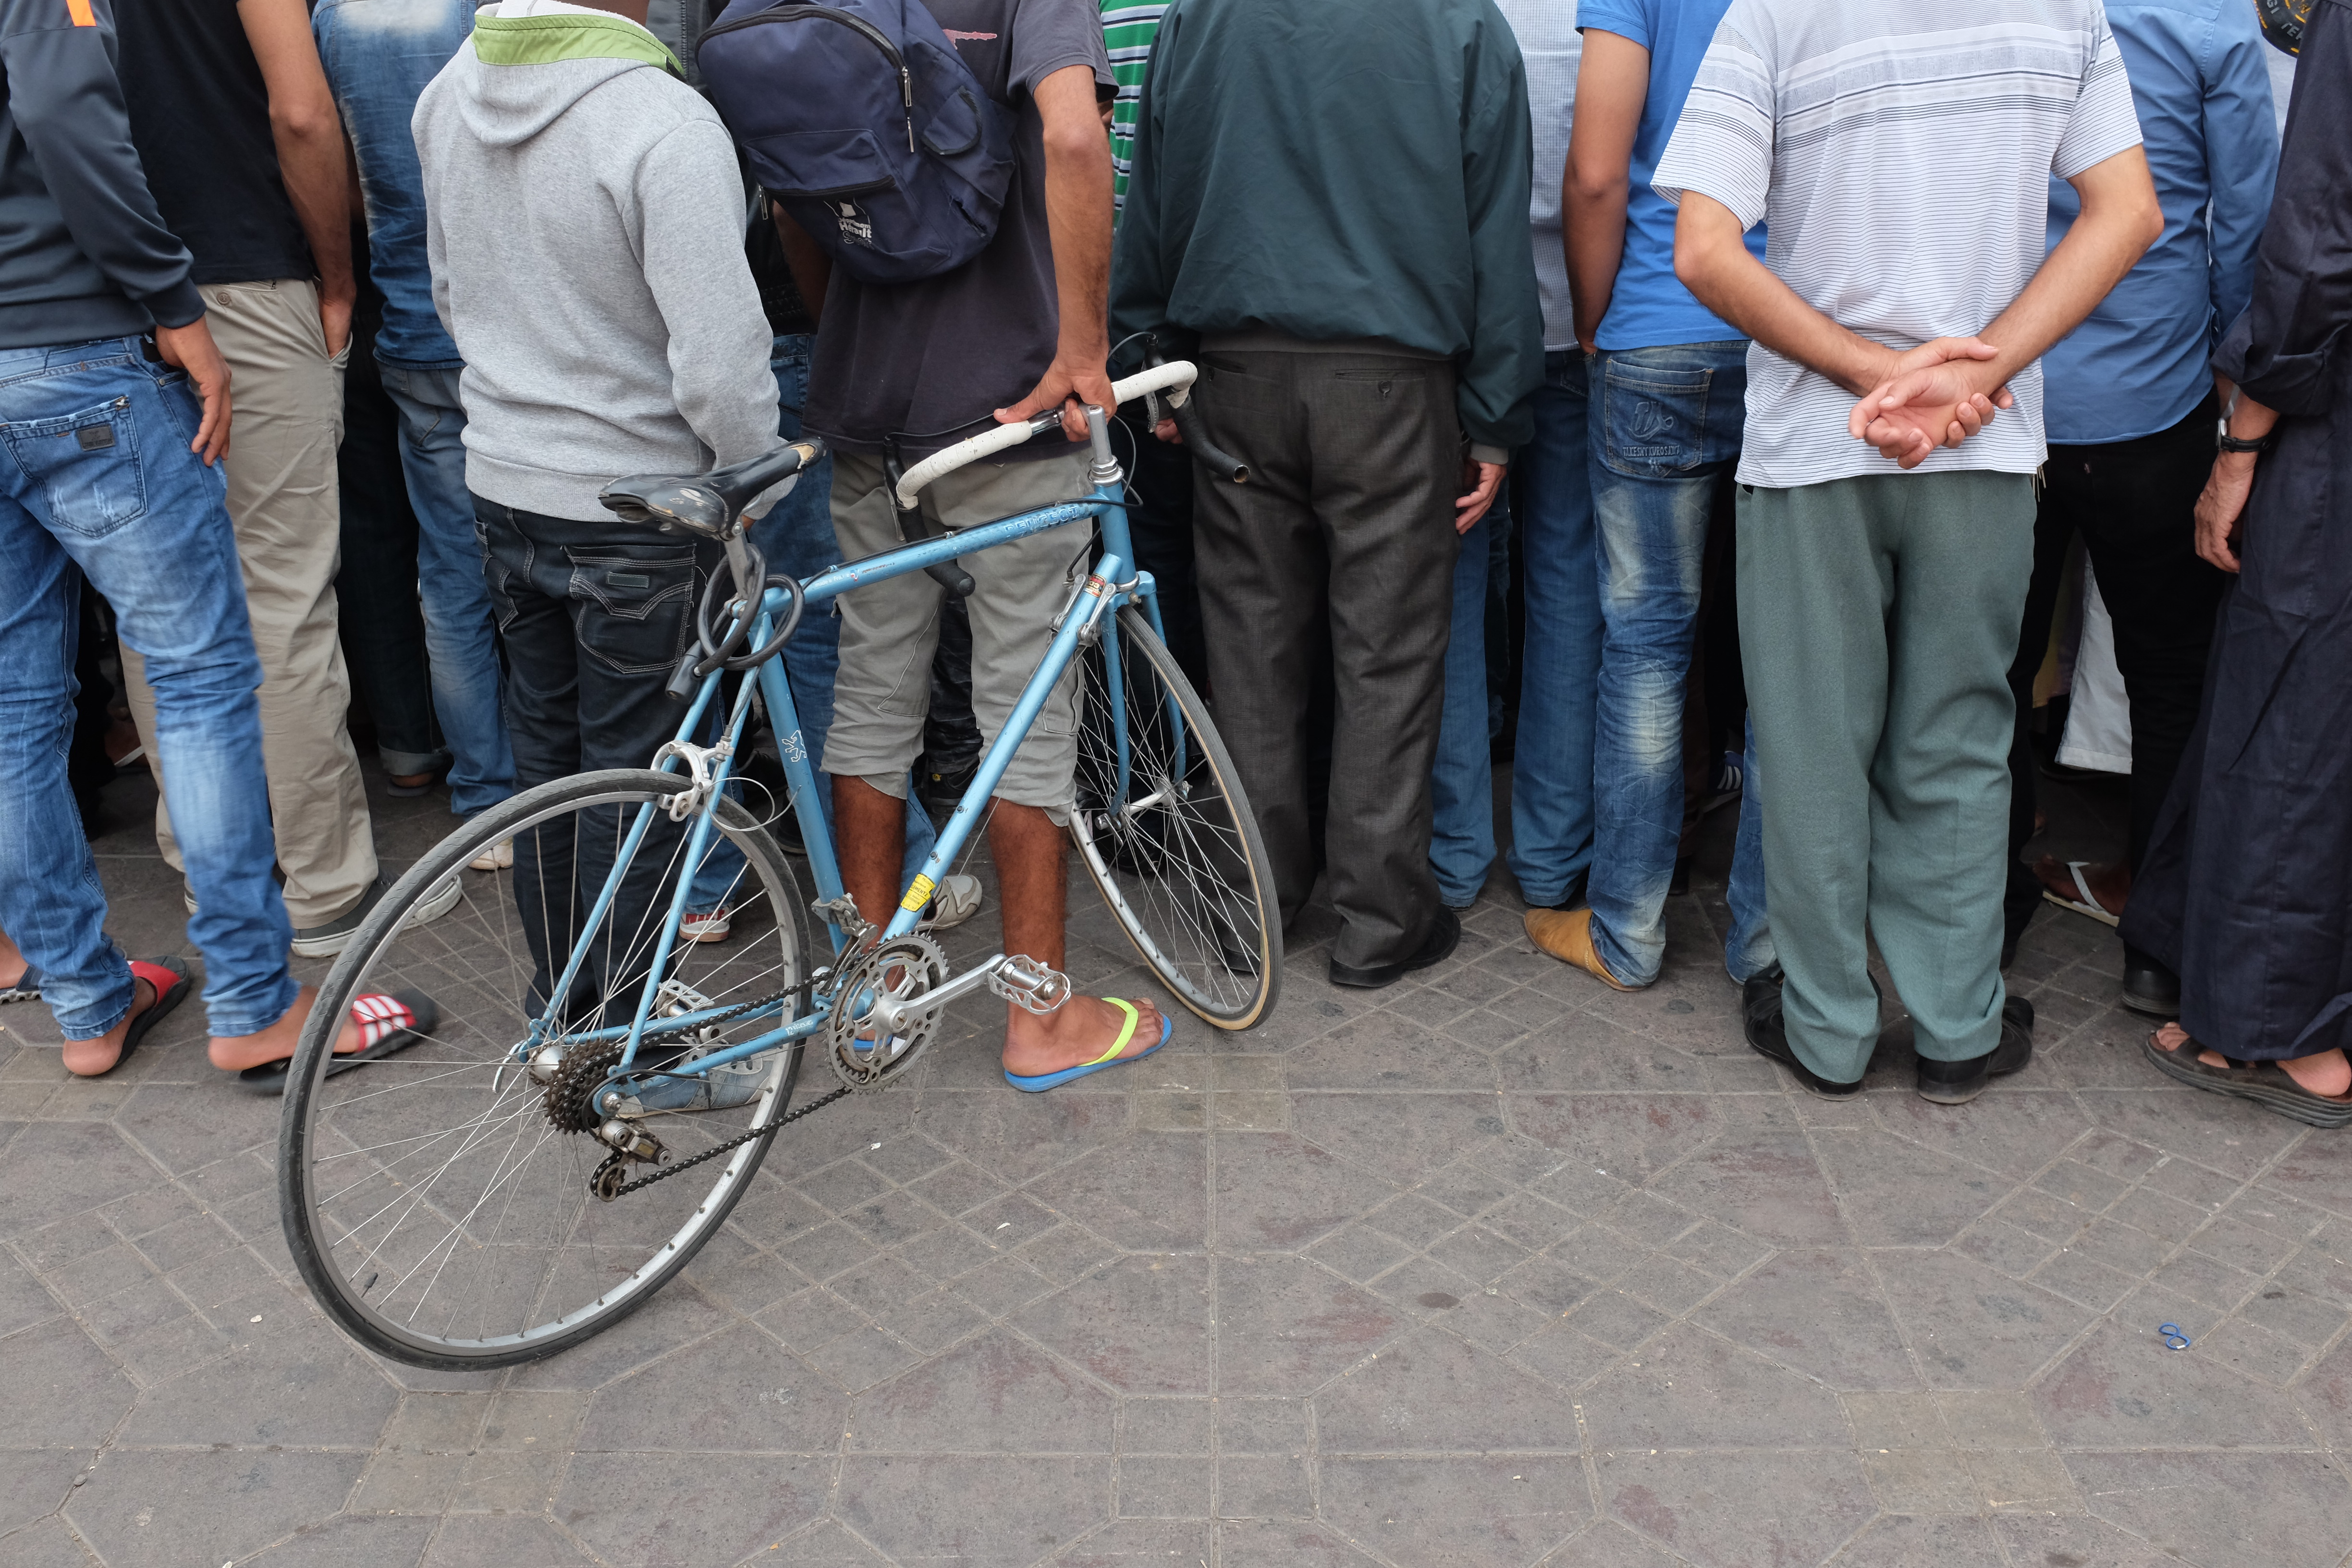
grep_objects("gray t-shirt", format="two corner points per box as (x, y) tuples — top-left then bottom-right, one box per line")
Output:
(803, 0), (1114, 461)
(1653, 0), (2144, 488)
(1492, 0), (1579, 353)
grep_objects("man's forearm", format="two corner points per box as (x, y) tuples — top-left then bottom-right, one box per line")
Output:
(1041, 129), (1113, 362)
(1675, 195), (1893, 393)
(1970, 154), (2161, 391)
(1565, 33), (1651, 353)
(243, 0), (350, 304)
(276, 120), (353, 301)
(1564, 177), (1627, 351)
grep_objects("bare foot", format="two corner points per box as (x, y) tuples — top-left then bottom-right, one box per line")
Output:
(63, 976), (158, 1077)
(0, 927), (26, 991)
(2035, 855), (2130, 919)
(208, 984), (366, 1073)
(2282, 1049), (2352, 1099)
(2155, 1020), (2224, 1069)
(1002, 993), (1167, 1079)
(2154, 1022), (2351, 1097)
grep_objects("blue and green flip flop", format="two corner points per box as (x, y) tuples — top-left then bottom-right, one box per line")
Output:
(1004, 998), (1171, 1093)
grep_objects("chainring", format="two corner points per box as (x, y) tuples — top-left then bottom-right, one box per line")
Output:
(823, 932), (951, 1089)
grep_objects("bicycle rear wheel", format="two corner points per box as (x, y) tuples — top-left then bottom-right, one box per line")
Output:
(1073, 606), (1280, 1028)
(278, 770), (812, 1368)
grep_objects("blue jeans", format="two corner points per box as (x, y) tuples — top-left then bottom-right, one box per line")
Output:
(1726, 716), (1774, 983)
(1586, 341), (1749, 985)
(688, 335), (932, 914)
(1430, 491), (1509, 906)
(378, 362), (515, 818)
(1508, 352), (1601, 906)
(0, 338), (296, 1038)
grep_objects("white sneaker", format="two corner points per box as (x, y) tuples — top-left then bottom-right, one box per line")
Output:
(680, 908), (734, 943)
(919, 873), (984, 931)
(469, 838), (514, 872)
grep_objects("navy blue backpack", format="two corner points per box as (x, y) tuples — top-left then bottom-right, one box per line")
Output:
(698, 0), (1016, 285)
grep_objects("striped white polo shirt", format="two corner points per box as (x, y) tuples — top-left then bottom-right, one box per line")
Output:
(1653, 1), (2145, 489)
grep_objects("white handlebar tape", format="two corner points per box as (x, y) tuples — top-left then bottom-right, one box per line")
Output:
(893, 359), (1201, 510)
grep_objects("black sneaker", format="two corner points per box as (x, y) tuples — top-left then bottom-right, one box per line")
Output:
(1915, 995), (2035, 1105)
(1742, 968), (1864, 1099)
(1698, 751), (1743, 816)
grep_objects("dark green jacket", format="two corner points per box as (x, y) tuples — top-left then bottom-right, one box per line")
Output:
(1109, 0), (1543, 451)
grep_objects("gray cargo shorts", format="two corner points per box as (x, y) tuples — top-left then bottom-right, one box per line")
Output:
(820, 446), (1094, 821)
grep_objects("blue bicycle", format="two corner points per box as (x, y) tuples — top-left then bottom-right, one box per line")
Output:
(275, 361), (1279, 1368)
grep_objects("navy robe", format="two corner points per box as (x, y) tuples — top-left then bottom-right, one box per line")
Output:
(2121, 0), (2352, 1060)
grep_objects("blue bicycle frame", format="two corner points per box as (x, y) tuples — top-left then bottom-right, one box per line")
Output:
(519, 473), (1184, 1089)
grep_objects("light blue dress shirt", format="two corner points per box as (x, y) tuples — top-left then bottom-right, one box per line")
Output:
(2043, 0), (2279, 444)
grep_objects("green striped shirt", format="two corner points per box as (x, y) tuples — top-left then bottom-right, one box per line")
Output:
(1101, 1), (1165, 214)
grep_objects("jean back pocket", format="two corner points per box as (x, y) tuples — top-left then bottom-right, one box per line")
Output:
(1598, 362), (1713, 478)
(3, 395), (147, 538)
(566, 546), (700, 677)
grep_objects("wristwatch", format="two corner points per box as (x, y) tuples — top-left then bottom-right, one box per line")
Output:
(2217, 430), (2276, 455)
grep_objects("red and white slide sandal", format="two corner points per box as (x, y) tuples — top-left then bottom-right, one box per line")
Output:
(235, 991), (440, 1096)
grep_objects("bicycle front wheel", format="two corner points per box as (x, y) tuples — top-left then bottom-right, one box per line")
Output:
(278, 770), (812, 1368)
(1073, 607), (1281, 1028)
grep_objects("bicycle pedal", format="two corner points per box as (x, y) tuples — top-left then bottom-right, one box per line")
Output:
(810, 894), (876, 943)
(988, 955), (1071, 1015)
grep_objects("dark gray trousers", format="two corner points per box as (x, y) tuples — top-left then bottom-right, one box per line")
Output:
(1190, 334), (1462, 970)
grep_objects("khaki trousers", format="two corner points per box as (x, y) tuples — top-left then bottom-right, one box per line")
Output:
(124, 277), (378, 926)
(820, 447), (1093, 819)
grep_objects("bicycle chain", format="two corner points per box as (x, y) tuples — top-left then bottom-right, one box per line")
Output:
(545, 982), (806, 1133)
(573, 976), (836, 1201)
(589, 1083), (849, 1200)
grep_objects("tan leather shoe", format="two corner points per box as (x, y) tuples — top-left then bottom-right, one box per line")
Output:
(1523, 906), (1636, 991)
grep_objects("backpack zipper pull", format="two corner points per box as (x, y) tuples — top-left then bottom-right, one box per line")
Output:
(901, 66), (915, 151)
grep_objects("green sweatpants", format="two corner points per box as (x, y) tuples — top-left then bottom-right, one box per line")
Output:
(1737, 471), (2035, 1082)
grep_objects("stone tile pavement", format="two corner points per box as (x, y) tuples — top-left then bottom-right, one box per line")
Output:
(4, 768), (2351, 1568)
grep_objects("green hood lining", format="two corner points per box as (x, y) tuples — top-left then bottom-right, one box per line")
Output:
(471, 12), (683, 77)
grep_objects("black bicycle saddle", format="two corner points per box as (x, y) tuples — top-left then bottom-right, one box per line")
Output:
(600, 440), (825, 538)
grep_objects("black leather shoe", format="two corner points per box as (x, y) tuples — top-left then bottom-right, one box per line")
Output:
(1742, 968), (1864, 1099)
(1330, 906), (1461, 990)
(1915, 995), (2035, 1105)
(2119, 949), (2180, 1018)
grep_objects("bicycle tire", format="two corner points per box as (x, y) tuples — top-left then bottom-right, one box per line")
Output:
(1072, 607), (1282, 1028)
(278, 769), (810, 1368)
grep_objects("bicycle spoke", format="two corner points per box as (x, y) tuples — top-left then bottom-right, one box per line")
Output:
(282, 775), (812, 1365)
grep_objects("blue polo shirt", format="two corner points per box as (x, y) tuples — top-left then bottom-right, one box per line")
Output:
(2042, 0), (2278, 444)
(1578, 0), (1764, 351)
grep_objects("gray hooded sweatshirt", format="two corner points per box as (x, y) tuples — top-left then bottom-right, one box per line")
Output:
(413, 3), (778, 521)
